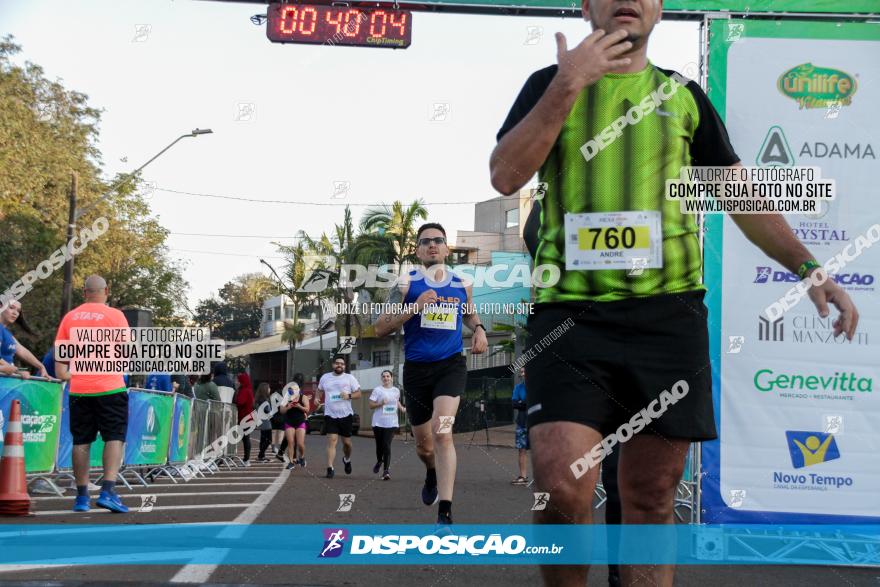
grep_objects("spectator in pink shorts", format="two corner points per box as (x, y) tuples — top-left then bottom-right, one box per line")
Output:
(279, 378), (309, 470)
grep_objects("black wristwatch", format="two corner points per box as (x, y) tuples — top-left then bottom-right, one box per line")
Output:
(474, 324), (486, 332)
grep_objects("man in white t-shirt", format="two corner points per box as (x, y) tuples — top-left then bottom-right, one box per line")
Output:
(315, 355), (361, 479)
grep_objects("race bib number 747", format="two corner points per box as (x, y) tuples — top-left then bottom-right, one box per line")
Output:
(420, 305), (457, 330)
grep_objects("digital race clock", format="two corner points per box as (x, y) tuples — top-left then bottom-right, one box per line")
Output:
(266, 3), (412, 48)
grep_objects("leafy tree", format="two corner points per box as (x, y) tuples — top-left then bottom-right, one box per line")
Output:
(0, 36), (189, 355)
(193, 273), (276, 341)
(353, 199), (427, 380)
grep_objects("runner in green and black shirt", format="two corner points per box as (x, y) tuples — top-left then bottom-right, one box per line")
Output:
(490, 1), (859, 585)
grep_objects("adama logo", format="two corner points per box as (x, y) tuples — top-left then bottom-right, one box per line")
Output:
(777, 63), (857, 109)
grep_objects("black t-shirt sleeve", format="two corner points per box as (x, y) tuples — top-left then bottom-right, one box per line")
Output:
(685, 80), (740, 167)
(496, 65), (558, 143)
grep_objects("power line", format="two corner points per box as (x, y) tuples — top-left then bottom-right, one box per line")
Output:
(168, 247), (287, 260)
(155, 187), (491, 207)
(169, 232), (316, 240)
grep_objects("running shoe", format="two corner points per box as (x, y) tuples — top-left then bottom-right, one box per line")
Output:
(242, 460), (251, 467)
(421, 482), (439, 506)
(275, 453), (285, 462)
(297, 457), (306, 468)
(95, 492), (129, 513)
(326, 467), (335, 479)
(437, 511), (453, 526)
(285, 462), (296, 470)
(382, 471), (391, 481)
(343, 458), (352, 475)
(72, 495), (90, 512)
(373, 461), (382, 475)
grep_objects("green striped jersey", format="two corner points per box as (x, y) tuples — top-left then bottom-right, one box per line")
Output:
(497, 62), (739, 302)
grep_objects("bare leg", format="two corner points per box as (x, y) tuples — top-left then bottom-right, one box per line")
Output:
(285, 428), (296, 463)
(73, 444), (91, 486)
(295, 428), (306, 461)
(518, 448), (528, 479)
(326, 434), (338, 469)
(102, 440), (123, 482)
(431, 395), (460, 501)
(618, 435), (689, 587)
(531, 421), (603, 586)
(411, 421), (435, 470)
(341, 436), (352, 460)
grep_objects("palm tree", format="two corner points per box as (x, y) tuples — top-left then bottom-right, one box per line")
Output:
(272, 240), (312, 381)
(354, 199), (428, 269)
(353, 199), (428, 383)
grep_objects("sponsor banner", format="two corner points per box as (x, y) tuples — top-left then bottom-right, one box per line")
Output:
(0, 376), (63, 474)
(56, 384), (72, 469)
(703, 19), (880, 523)
(124, 389), (174, 467)
(331, 0), (879, 15)
(169, 394), (193, 464)
(0, 524), (878, 565)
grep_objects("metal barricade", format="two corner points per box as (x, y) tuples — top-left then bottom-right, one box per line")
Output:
(146, 393), (195, 483)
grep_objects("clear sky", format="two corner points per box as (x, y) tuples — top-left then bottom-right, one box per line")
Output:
(2, 0), (699, 312)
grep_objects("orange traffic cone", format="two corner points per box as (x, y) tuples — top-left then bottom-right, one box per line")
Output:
(0, 400), (32, 516)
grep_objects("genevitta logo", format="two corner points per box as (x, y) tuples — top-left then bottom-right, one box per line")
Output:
(754, 369), (873, 397)
(319, 528), (348, 558)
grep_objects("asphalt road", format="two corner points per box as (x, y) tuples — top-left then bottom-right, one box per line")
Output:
(1, 432), (878, 586)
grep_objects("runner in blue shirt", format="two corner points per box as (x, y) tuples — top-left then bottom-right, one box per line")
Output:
(375, 223), (488, 525)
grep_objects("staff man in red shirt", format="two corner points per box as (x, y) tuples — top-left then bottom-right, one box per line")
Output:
(55, 275), (131, 513)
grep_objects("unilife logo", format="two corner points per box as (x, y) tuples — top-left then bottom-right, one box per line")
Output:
(777, 63), (857, 109)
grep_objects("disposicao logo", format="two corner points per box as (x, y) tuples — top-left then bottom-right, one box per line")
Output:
(319, 528), (348, 558)
(785, 430), (840, 468)
(777, 63), (857, 109)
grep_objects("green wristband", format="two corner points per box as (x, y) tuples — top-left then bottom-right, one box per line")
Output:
(797, 259), (821, 280)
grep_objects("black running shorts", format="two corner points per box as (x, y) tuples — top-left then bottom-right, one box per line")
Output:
(324, 414), (353, 437)
(524, 290), (717, 441)
(69, 390), (129, 445)
(403, 353), (467, 427)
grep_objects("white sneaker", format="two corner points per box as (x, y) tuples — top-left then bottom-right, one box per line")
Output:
(242, 460), (251, 467)
(88, 482), (102, 492)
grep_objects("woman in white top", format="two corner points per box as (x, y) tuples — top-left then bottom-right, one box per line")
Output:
(368, 369), (405, 480)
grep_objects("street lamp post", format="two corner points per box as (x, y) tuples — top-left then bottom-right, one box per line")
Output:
(61, 129), (213, 317)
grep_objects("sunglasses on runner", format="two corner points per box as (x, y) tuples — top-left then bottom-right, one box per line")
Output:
(418, 237), (446, 246)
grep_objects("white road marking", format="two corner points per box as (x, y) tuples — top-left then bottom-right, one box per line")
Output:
(170, 467), (289, 583)
(0, 550), (206, 572)
(35, 503), (249, 516)
(32, 491), (262, 501)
